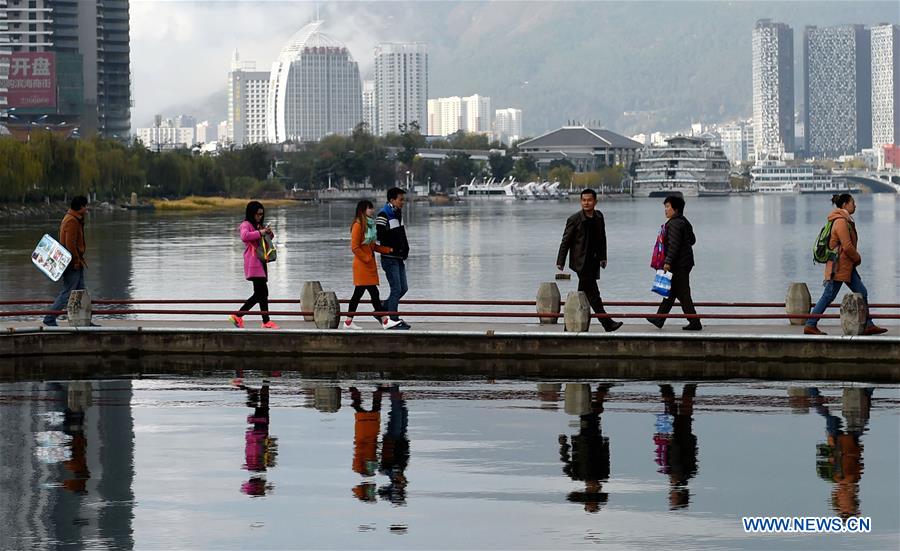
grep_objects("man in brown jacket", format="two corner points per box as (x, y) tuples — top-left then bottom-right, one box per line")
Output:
(556, 189), (622, 332)
(44, 196), (94, 326)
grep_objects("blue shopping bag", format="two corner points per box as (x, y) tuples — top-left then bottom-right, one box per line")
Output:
(651, 270), (672, 297)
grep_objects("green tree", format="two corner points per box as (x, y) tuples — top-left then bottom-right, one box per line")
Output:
(511, 154), (538, 182)
(0, 138), (42, 202)
(488, 152), (514, 180)
(74, 139), (99, 196)
(395, 121), (423, 167)
(548, 166), (574, 189)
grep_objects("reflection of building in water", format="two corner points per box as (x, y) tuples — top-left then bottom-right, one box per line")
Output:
(653, 384), (698, 510)
(802, 387), (873, 518)
(236, 380), (278, 496)
(350, 385), (410, 505)
(0, 380), (135, 548)
(558, 383), (611, 513)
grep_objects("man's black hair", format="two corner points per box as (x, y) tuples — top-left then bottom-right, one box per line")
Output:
(387, 187), (407, 201)
(580, 188), (597, 199)
(664, 195), (685, 213)
(71, 196), (88, 210)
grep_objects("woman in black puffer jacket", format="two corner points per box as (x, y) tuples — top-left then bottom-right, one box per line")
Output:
(647, 195), (702, 331)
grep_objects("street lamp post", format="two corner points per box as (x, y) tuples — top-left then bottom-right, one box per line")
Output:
(406, 170), (411, 191)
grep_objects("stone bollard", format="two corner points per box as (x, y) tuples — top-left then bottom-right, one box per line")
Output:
(840, 292), (867, 336)
(130, 191), (138, 207)
(314, 386), (342, 413)
(536, 282), (561, 324)
(564, 383), (591, 416)
(841, 388), (870, 434)
(66, 290), (92, 327)
(785, 282), (812, 326)
(313, 291), (340, 329)
(564, 291), (591, 333)
(301, 281), (323, 322)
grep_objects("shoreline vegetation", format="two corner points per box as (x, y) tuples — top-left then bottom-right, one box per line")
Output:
(151, 196), (299, 211)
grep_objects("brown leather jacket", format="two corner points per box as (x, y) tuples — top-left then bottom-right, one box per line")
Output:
(60, 209), (87, 269)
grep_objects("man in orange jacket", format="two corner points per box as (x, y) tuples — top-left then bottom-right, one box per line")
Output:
(44, 196), (96, 326)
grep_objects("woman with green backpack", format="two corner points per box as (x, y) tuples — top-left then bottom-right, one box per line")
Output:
(805, 194), (887, 336)
(230, 201), (279, 329)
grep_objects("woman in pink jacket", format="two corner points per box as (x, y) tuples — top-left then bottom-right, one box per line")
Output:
(230, 201), (279, 329)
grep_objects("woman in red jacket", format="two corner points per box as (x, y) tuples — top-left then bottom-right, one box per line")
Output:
(344, 200), (393, 329)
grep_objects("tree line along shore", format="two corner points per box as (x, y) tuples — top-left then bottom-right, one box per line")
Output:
(0, 123), (629, 208)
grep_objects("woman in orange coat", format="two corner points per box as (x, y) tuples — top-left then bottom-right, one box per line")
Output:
(344, 200), (392, 329)
(805, 194), (887, 335)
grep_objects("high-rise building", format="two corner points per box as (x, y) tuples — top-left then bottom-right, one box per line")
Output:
(804, 25), (872, 157)
(227, 50), (269, 147)
(426, 95), (492, 136)
(372, 42), (427, 136)
(719, 120), (755, 164)
(217, 120), (228, 143)
(871, 24), (900, 150)
(752, 19), (794, 158)
(266, 20), (362, 143)
(195, 120), (210, 144)
(136, 117), (195, 150)
(0, 0), (10, 121)
(464, 94), (491, 135)
(362, 79), (375, 133)
(494, 108), (523, 145)
(1, 0), (130, 139)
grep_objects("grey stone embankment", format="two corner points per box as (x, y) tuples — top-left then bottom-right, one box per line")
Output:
(0, 201), (119, 219)
(1, 321), (898, 382)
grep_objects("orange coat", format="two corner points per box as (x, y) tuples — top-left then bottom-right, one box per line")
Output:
(60, 209), (87, 269)
(351, 221), (391, 286)
(823, 209), (861, 283)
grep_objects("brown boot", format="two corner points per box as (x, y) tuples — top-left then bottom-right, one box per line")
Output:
(863, 325), (888, 335)
(804, 326), (827, 336)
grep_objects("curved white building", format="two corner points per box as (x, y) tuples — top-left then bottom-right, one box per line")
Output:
(266, 21), (363, 143)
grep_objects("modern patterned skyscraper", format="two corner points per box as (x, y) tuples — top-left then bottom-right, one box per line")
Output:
(227, 50), (269, 147)
(266, 20), (362, 143)
(804, 25), (871, 157)
(870, 24), (900, 150)
(0, 0), (9, 122)
(373, 42), (428, 136)
(752, 19), (794, 158)
(1, 0), (131, 139)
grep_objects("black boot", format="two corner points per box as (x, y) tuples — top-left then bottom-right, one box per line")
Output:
(646, 317), (664, 329)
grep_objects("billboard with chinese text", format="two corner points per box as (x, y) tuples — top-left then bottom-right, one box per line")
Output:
(7, 52), (57, 109)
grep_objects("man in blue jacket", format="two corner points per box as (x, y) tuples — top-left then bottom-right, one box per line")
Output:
(376, 188), (411, 329)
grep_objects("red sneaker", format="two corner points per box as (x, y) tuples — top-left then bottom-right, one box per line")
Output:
(229, 315), (244, 329)
(261, 321), (280, 329)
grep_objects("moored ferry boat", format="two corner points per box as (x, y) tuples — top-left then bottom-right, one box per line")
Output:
(632, 136), (731, 198)
(749, 159), (855, 194)
(456, 178), (517, 198)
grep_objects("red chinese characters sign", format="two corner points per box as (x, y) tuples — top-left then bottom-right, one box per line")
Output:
(7, 52), (57, 109)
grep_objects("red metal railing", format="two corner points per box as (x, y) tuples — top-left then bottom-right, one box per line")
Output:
(0, 298), (898, 321)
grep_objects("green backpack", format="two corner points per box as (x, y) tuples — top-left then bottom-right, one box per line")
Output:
(812, 220), (838, 264)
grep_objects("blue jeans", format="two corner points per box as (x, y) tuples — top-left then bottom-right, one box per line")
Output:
(380, 257), (408, 321)
(806, 269), (872, 328)
(44, 267), (86, 324)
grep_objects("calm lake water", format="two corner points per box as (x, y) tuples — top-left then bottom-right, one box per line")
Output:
(0, 373), (898, 549)
(0, 195), (898, 319)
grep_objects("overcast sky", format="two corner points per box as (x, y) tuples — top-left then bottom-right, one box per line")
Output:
(130, 1), (393, 127)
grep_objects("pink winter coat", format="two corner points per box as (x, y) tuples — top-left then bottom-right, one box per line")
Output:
(240, 220), (269, 280)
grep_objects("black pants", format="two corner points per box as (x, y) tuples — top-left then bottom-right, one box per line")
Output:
(576, 271), (617, 330)
(348, 285), (383, 321)
(653, 270), (699, 327)
(238, 278), (270, 323)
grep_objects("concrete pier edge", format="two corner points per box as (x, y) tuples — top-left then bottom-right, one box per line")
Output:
(1, 326), (898, 382)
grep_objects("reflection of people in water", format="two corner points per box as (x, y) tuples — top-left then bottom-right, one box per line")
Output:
(559, 384), (612, 512)
(62, 382), (93, 494)
(654, 384), (698, 510)
(350, 386), (384, 502)
(234, 377), (278, 496)
(807, 387), (872, 518)
(377, 385), (410, 505)
(350, 385), (411, 504)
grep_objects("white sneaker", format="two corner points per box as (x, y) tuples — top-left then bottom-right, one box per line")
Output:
(382, 318), (403, 330)
(343, 319), (362, 330)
